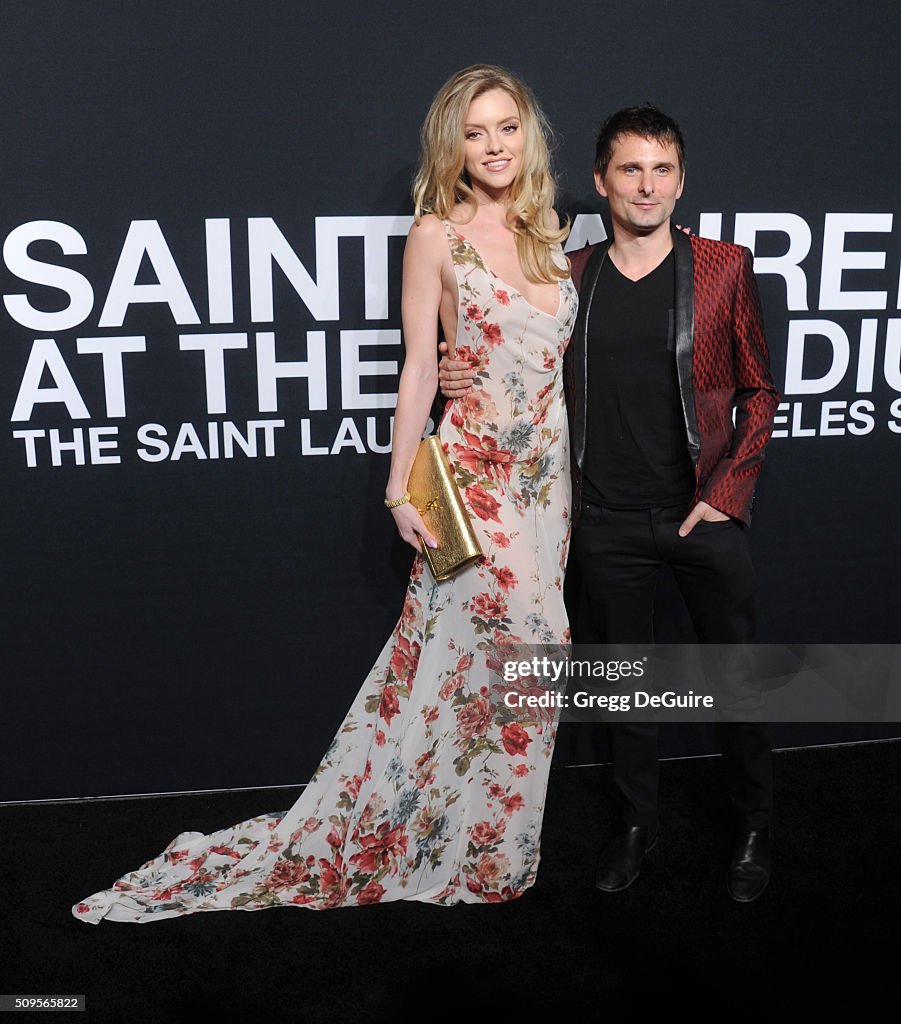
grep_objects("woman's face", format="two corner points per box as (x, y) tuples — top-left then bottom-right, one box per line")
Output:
(462, 88), (523, 199)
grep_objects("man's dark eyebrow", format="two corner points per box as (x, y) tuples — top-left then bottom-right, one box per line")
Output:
(617, 160), (677, 168)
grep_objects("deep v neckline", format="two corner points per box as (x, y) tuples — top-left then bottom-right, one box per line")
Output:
(446, 224), (564, 319)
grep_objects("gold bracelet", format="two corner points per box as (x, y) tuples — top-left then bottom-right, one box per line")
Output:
(384, 492), (411, 509)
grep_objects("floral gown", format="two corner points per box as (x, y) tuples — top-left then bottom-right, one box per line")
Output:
(73, 220), (577, 923)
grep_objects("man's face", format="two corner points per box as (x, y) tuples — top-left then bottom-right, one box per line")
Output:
(594, 133), (684, 238)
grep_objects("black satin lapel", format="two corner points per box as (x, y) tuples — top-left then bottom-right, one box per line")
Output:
(573, 241), (610, 469)
(673, 230), (700, 464)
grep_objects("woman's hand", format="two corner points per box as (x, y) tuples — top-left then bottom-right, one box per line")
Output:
(389, 500), (438, 552)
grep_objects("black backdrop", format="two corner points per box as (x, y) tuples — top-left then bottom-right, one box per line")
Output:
(2, 1), (899, 802)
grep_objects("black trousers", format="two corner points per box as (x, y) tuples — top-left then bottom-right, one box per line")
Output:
(571, 503), (773, 831)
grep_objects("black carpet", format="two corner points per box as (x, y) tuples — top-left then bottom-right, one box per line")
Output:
(3, 741), (896, 1020)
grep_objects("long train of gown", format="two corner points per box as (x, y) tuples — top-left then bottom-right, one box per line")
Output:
(73, 220), (577, 922)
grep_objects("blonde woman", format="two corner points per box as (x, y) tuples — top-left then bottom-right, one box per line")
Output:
(74, 65), (577, 923)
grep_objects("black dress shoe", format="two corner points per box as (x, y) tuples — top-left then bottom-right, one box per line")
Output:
(726, 827), (771, 903)
(595, 825), (658, 892)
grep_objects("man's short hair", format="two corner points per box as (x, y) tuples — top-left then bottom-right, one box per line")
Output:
(595, 105), (686, 178)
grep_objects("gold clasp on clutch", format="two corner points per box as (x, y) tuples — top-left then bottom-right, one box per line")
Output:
(416, 497), (443, 514)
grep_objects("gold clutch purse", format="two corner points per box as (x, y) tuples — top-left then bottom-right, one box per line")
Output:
(407, 435), (483, 581)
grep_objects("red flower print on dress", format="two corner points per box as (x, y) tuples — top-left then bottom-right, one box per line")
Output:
(265, 859), (311, 891)
(456, 697), (492, 739)
(344, 771), (365, 801)
(439, 676), (459, 701)
(357, 880), (387, 905)
(502, 792), (526, 816)
(451, 388), (500, 429)
(359, 794), (386, 828)
(531, 381), (554, 423)
(490, 531), (511, 548)
(454, 430), (514, 489)
(375, 729), (386, 746)
(485, 885), (518, 904)
(471, 820), (506, 846)
(513, 764), (530, 778)
(495, 289), (510, 306)
(470, 592), (508, 622)
(150, 885), (184, 901)
(475, 852), (511, 886)
(481, 322), (503, 347)
(318, 860), (345, 898)
(379, 684), (400, 726)
(501, 722), (532, 757)
(399, 592), (420, 630)
(350, 822), (409, 875)
(465, 484), (502, 523)
(209, 845), (242, 859)
(390, 635), (421, 684)
(491, 565), (518, 592)
(414, 751), (436, 790)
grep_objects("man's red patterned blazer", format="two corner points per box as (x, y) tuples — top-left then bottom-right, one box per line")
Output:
(564, 227), (780, 525)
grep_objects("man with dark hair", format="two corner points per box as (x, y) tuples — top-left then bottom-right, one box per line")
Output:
(593, 104), (686, 181)
(439, 104), (779, 902)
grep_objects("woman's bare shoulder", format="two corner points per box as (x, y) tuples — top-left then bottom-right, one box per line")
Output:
(406, 213), (449, 256)
(409, 212), (446, 238)
(404, 215), (452, 283)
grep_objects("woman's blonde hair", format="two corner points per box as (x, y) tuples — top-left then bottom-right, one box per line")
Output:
(412, 64), (569, 284)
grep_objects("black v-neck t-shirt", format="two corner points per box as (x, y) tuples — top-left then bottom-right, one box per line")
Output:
(581, 251), (695, 509)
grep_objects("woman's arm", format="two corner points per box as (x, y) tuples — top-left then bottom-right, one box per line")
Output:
(385, 216), (445, 550)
